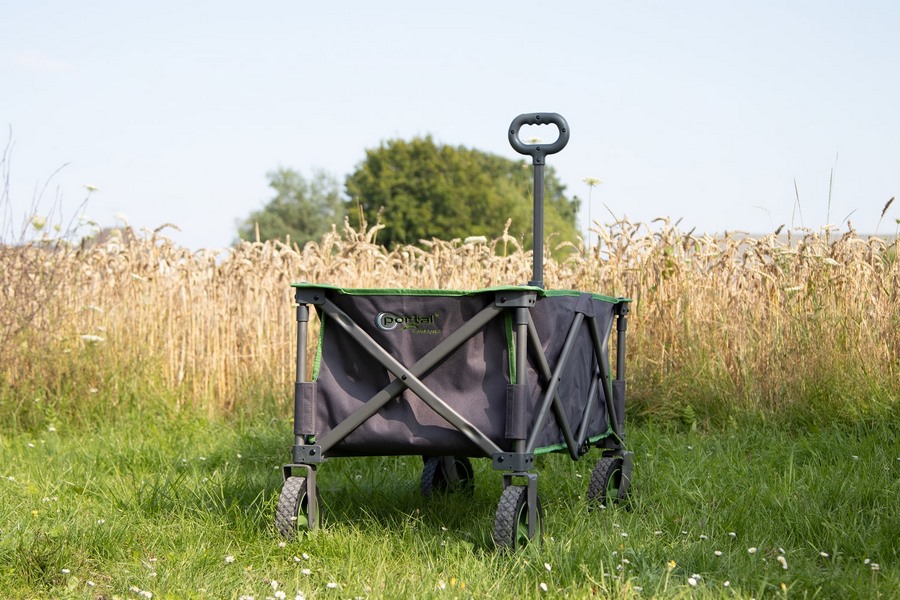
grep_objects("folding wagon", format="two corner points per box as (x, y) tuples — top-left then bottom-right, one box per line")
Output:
(275, 113), (634, 550)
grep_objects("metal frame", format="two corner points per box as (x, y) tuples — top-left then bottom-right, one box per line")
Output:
(282, 285), (630, 531)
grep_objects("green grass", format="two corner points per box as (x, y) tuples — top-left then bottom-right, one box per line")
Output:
(1, 407), (898, 599)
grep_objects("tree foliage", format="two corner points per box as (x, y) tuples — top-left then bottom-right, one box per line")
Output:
(345, 136), (581, 248)
(236, 168), (343, 245)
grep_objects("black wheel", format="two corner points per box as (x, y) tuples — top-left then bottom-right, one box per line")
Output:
(420, 456), (475, 497)
(492, 485), (543, 551)
(275, 476), (320, 539)
(587, 456), (627, 508)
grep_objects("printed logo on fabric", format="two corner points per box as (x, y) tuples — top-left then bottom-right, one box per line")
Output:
(375, 312), (441, 334)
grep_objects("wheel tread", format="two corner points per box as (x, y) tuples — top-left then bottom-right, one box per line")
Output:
(275, 476), (307, 540)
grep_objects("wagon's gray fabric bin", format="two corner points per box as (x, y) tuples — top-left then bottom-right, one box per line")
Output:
(295, 284), (624, 458)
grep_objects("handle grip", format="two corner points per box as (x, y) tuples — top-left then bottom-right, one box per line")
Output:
(508, 113), (570, 164)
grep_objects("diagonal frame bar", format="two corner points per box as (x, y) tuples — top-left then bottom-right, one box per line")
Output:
(524, 312), (585, 455)
(523, 313), (580, 459)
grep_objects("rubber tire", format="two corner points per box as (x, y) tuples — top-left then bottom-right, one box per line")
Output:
(587, 456), (625, 509)
(493, 485), (543, 551)
(420, 456), (475, 497)
(275, 476), (319, 540)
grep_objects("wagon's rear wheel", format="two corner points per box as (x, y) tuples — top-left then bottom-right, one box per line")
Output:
(421, 456), (475, 497)
(275, 476), (320, 539)
(493, 485), (543, 551)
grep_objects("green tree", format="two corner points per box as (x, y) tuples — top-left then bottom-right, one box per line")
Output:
(236, 168), (344, 245)
(345, 136), (581, 248)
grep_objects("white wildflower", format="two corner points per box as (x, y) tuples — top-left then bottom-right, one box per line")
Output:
(61, 568), (70, 574)
(748, 547), (758, 554)
(872, 563), (880, 571)
(544, 562), (551, 571)
(688, 577), (698, 587)
(714, 550), (723, 556)
(225, 555), (236, 563)
(326, 582), (338, 589)
(300, 568), (311, 576)
(778, 555), (788, 569)
(539, 582), (548, 592)
(275, 592), (286, 600)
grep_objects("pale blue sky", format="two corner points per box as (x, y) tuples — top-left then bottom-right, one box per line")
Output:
(3, 1), (898, 249)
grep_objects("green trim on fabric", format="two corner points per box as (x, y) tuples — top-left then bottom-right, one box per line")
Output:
(504, 312), (516, 384)
(311, 312), (325, 381)
(534, 431), (612, 455)
(540, 289), (627, 303)
(292, 283), (542, 296)
(292, 282), (629, 304)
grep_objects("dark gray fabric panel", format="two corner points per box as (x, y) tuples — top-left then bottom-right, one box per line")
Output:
(505, 384), (526, 440)
(313, 290), (616, 457)
(294, 382), (317, 435)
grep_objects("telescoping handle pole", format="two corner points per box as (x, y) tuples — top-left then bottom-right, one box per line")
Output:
(508, 113), (570, 288)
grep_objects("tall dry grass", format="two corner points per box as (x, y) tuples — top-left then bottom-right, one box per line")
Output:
(1, 218), (898, 426)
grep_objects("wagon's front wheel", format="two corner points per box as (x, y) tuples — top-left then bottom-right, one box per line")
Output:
(492, 485), (543, 551)
(421, 456), (475, 497)
(275, 476), (320, 539)
(587, 455), (628, 509)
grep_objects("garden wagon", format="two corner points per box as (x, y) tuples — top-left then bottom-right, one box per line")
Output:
(275, 113), (634, 550)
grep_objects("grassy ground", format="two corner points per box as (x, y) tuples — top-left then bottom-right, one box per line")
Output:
(1, 407), (897, 599)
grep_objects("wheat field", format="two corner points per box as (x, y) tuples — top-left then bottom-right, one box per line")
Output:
(1, 218), (898, 425)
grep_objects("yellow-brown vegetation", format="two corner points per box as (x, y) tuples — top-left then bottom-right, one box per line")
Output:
(1, 219), (898, 424)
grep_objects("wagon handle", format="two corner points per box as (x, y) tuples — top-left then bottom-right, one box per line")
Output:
(508, 113), (570, 165)
(508, 113), (570, 288)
